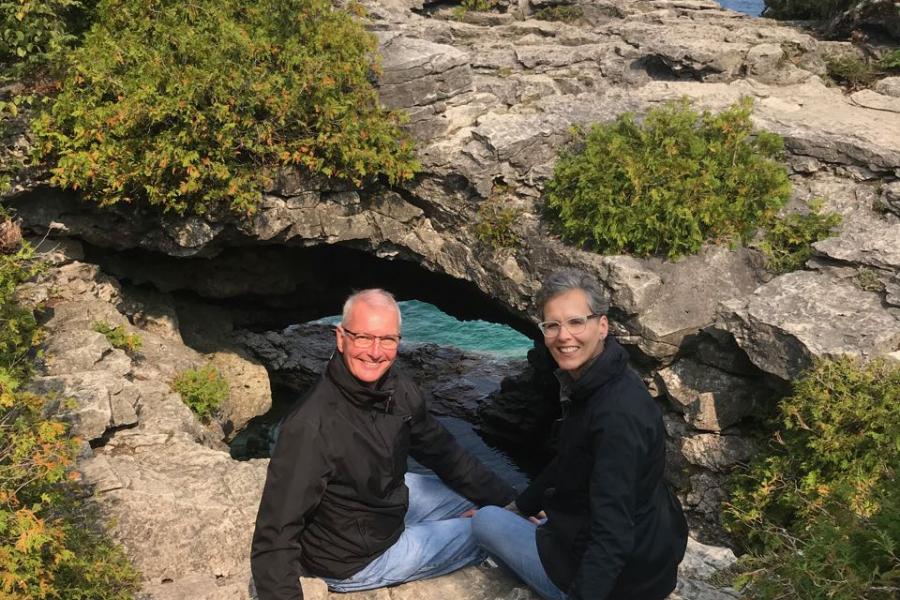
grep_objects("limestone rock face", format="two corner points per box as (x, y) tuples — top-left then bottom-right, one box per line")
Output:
(209, 350), (274, 439)
(11, 2), (900, 374)
(655, 358), (760, 432)
(718, 271), (900, 381)
(678, 433), (756, 472)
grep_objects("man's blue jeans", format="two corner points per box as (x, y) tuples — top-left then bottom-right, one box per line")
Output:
(471, 506), (567, 600)
(323, 472), (483, 592)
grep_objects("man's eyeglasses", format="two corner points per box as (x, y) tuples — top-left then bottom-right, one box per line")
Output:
(341, 327), (401, 350)
(537, 314), (599, 338)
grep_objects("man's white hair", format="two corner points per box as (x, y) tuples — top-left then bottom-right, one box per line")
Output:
(341, 289), (402, 330)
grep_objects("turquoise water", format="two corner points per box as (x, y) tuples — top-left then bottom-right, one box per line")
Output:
(319, 300), (534, 359)
(718, 0), (764, 15)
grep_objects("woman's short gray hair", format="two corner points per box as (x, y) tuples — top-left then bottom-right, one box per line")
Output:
(536, 269), (609, 317)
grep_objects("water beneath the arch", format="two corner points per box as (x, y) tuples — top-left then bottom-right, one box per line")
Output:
(718, 0), (765, 16)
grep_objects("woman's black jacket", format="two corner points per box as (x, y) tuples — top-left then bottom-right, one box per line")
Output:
(251, 353), (515, 600)
(516, 337), (688, 600)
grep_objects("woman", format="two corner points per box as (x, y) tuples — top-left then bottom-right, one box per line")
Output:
(472, 269), (688, 600)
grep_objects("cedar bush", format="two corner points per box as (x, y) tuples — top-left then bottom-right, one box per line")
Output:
(725, 357), (900, 599)
(762, 0), (861, 20)
(32, 0), (418, 215)
(0, 0), (92, 79)
(826, 51), (900, 90)
(757, 200), (841, 273)
(544, 98), (792, 258)
(0, 236), (139, 599)
(171, 364), (228, 422)
(0, 228), (42, 381)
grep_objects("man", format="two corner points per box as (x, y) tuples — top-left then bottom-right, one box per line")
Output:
(251, 289), (516, 600)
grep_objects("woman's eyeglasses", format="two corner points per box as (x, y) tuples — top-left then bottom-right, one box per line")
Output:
(537, 314), (599, 338)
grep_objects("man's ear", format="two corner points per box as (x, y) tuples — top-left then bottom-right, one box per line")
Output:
(335, 326), (345, 354)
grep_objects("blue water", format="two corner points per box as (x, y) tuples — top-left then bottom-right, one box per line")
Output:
(319, 300), (534, 359)
(718, 0), (765, 16)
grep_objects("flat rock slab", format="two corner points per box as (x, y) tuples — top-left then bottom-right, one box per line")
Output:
(813, 219), (900, 273)
(82, 434), (268, 589)
(718, 271), (900, 380)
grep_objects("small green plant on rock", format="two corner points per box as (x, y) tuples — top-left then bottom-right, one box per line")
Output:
(826, 54), (879, 89)
(172, 364), (228, 422)
(725, 357), (900, 600)
(475, 201), (521, 250)
(534, 6), (584, 22)
(853, 268), (884, 292)
(825, 49), (900, 90)
(757, 200), (841, 274)
(92, 321), (142, 354)
(452, 0), (498, 18)
(544, 98), (792, 258)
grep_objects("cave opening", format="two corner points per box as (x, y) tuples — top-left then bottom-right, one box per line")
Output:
(81, 240), (548, 486)
(85, 241), (539, 336)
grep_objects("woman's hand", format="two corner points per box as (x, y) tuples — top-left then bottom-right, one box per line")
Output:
(529, 510), (547, 525)
(504, 501), (546, 524)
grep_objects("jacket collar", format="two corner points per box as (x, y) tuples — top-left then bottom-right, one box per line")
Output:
(561, 336), (629, 403)
(326, 352), (396, 412)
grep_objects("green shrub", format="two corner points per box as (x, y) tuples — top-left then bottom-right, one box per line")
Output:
(32, 0), (419, 215)
(762, 0), (860, 20)
(827, 55), (879, 88)
(544, 98), (792, 258)
(171, 364), (228, 422)
(91, 321), (142, 354)
(879, 48), (900, 70)
(757, 200), (841, 273)
(825, 48), (900, 90)
(0, 380), (141, 599)
(534, 6), (584, 22)
(725, 357), (900, 600)
(0, 233), (42, 381)
(0, 237), (139, 599)
(475, 201), (520, 250)
(460, 0), (498, 11)
(0, 0), (93, 79)
(451, 0), (498, 19)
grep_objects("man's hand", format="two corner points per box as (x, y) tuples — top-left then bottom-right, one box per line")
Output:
(460, 508), (477, 518)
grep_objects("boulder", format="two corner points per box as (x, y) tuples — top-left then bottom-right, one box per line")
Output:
(678, 433), (756, 472)
(874, 76), (900, 98)
(209, 350), (274, 439)
(80, 434), (267, 593)
(718, 271), (900, 380)
(655, 358), (761, 432)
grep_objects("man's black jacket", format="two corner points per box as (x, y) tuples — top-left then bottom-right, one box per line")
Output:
(516, 337), (688, 600)
(251, 353), (516, 600)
